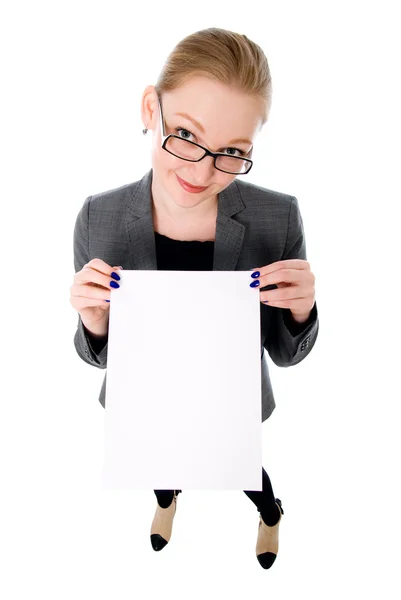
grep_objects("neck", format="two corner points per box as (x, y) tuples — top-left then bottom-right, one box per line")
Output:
(151, 178), (218, 224)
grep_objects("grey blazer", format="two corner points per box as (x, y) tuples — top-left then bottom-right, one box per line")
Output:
(73, 168), (319, 422)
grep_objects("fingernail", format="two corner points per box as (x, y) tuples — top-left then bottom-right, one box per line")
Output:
(104, 300), (110, 302)
(251, 271), (260, 279)
(250, 280), (260, 288)
(111, 271), (121, 281)
(110, 281), (120, 288)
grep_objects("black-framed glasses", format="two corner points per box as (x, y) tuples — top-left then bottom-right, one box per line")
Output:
(156, 93), (254, 175)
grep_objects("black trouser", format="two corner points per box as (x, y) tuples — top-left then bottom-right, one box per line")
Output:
(154, 466), (278, 520)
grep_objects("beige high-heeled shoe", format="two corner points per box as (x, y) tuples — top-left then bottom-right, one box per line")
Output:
(150, 490), (182, 551)
(256, 498), (284, 569)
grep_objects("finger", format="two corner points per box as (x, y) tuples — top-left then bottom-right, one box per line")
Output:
(70, 295), (110, 311)
(84, 258), (113, 270)
(78, 263), (121, 289)
(261, 298), (308, 308)
(257, 268), (305, 288)
(71, 280), (112, 301)
(252, 260), (310, 279)
(260, 286), (307, 304)
(83, 258), (120, 277)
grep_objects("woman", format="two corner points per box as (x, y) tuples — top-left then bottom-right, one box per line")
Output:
(71, 27), (319, 570)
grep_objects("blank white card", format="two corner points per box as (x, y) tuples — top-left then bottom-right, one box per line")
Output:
(102, 270), (263, 490)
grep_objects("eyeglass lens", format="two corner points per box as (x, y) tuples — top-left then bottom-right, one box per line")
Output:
(166, 137), (250, 174)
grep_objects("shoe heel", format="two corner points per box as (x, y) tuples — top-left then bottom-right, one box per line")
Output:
(275, 498), (284, 515)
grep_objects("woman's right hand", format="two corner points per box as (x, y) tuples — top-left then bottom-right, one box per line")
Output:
(70, 258), (123, 334)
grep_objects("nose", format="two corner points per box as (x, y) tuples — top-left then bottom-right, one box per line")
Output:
(189, 154), (215, 186)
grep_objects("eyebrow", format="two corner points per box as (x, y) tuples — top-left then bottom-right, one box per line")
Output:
(173, 112), (252, 146)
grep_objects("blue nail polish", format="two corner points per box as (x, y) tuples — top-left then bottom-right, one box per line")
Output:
(250, 280), (260, 288)
(111, 271), (121, 281)
(110, 281), (120, 288)
(104, 299), (110, 302)
(251, 271), (260, 278)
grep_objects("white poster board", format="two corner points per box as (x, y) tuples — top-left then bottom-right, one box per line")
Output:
(102, 270), (263, 490)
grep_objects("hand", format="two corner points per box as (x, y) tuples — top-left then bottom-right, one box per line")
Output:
(70, 258), (123, 331)
(251, 259), (315, 321)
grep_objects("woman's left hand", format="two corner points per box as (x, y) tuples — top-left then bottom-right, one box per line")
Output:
(251, 259), (316, 322)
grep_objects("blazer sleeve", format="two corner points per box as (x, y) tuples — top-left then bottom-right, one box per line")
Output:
(263, 196), (319, 367)
(73, 196), (108, 369)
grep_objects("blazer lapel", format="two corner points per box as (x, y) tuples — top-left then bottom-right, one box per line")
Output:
(124, 168), (247, 272)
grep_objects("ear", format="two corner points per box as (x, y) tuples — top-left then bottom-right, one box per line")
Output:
(141, 85), (159, 132)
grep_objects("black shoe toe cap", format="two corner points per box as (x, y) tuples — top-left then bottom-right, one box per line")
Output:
(150, 534), (168, 551)
(257, 551), (277, 569)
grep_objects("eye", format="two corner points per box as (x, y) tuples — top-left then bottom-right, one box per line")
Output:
(224, 147), (247, 157)
(175, 127), (247, 156)
(175, 127), (194, 140)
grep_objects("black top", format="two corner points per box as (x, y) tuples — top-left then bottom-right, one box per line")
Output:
(86, 232), (311, 353)
(154, 231), (214, 270)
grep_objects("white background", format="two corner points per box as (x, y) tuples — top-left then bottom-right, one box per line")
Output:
(1, 1), (400, 598)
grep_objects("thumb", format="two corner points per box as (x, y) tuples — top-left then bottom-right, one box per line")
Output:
(113, 265), (123, 270)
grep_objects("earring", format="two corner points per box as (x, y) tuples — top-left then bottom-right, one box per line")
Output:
(142, 128), (148, 135)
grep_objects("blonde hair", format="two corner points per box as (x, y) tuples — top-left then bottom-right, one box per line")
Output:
(155, 28), (272, 125)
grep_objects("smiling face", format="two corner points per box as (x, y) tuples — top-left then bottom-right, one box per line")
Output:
(141, 76), (265, 220)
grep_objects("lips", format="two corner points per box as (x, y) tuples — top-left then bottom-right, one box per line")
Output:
(176, 173), (208, 192)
